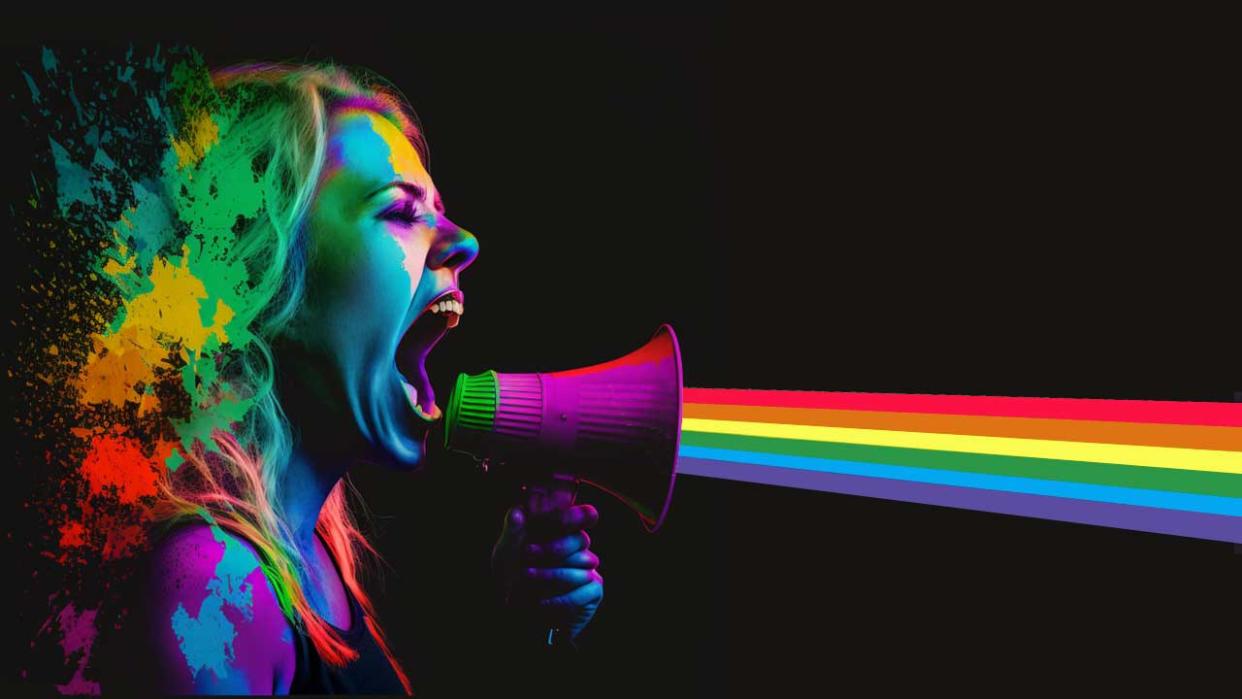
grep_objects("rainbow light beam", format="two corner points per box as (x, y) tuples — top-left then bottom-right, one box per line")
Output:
(677, 389), (1242, 544)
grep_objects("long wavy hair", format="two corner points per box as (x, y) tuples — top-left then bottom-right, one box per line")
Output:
(150, 60), (427, 694)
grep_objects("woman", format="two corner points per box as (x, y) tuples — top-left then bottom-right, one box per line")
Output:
(135, 62), (604, 695)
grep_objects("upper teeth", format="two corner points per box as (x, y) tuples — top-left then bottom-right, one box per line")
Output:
(430, 298), (463, 315)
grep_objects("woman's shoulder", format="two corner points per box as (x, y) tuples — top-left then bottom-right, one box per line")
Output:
(141, 520), (297, 694)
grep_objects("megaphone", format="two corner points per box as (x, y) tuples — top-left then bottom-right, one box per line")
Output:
(443, 324), (683, 533)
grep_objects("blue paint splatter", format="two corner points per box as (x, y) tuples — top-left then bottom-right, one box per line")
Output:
(171, 598), (236, 681)
(42, 46), (58, 75)
(116, 63), (136, 92)
(49, 138), (96, 215)
(66, 73), (85, 124)
(168, 510), (260, 681)
(23, 71), (40, 104)
(207, 520), (257, 619)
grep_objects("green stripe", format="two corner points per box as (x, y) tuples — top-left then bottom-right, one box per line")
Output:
(680, 430), (1242, 499)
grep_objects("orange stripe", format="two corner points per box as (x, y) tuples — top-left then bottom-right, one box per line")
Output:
(683, 403), (1242, 452)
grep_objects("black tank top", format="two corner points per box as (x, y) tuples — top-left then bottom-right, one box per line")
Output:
(289, 533), (411, 695)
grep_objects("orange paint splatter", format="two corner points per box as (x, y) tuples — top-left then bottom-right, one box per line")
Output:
(75, 246), (235, 409)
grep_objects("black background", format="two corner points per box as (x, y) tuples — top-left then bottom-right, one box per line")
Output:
(5, 8), (1239, 696)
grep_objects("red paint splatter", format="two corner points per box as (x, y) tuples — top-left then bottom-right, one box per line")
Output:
(58, 521), (86, 548)
(79, 429), (159, 504)
(101, 523), (146, 562)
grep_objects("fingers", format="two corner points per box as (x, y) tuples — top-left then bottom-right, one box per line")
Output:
(528, 546), (596, 571)
(525, 530), (590, 563)
(491, 506), (527, 570)
(524, 566), (596, 595)
(527, 503), (598, 538)
(556, 549), (600, 570)
(499, 505), (527, 540)
(536, 569), (604, 610)
(558, 503), (599, 532)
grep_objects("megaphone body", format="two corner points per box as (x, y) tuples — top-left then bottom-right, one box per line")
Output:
(444, 324), (683, 533)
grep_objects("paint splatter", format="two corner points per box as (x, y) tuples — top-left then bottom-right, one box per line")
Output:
(52, 604), (101, 696)
(14, 44), (276, 694)
(168, 511), (259, 681)
(79, 428), (163, 503)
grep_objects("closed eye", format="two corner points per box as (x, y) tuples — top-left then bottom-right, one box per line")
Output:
(381, 200), (422, 225)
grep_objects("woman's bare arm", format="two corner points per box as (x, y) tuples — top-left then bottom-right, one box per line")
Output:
(143, 523), (296, 694)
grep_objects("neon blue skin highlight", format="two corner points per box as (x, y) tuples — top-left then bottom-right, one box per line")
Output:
(277, 109), (477, 473)
(169, 511), (261, 681)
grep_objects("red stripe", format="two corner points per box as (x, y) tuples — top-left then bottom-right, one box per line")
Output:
(683, 388), (1242, 427)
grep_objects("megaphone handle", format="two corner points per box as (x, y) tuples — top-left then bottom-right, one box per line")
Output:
(518, 474), (580, 648)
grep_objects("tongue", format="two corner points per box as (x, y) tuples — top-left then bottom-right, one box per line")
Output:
(418, 368), (436, 413)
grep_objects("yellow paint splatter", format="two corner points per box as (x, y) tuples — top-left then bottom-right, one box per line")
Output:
(74, 246), (234, 408)
(172, 110), (220, 169)
(102, 225), (138, 277)
(102, 240), (136, 277)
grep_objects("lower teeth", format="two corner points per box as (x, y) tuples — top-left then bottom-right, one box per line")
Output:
(414, 403), (442, 421)
(403, 379), (441, 421)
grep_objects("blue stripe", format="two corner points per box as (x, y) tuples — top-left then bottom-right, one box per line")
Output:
(678, 445), (1242, 517)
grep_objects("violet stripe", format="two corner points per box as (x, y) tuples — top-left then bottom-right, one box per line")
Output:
(677, 457), (1242, 544)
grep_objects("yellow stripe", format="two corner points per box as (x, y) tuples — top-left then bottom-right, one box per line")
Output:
(681, 418), (1242, 475)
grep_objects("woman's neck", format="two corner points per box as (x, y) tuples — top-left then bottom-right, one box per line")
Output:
(279, 446), (348, 553)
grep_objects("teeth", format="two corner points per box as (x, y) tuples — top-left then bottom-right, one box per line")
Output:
(402, 377), (442, 422)
(428, 296), (463, 317)
(413, 402), (442, 422)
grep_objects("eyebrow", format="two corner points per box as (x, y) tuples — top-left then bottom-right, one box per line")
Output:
(367, 181), (425, 202)
(366, 181), (446, 213)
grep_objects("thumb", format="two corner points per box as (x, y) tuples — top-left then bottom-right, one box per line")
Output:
(492, 506), (527, 607)
(492, 506), (527, 567)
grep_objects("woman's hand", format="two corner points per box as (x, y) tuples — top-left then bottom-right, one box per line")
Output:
(491, 489), (604, 644)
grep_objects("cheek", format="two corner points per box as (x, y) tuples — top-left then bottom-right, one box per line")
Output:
(389, 230), (430, 298)
(300, 229), (429, 355)
(312, 226), (427, 308)
(356, 232), (425, 305)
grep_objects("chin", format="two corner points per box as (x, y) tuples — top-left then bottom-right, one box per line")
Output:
(358, 426), (428, 473)
(380, 393), (433, 471)
(387, 440), (428, 472)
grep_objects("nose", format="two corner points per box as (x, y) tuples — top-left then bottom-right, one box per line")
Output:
(426, 214), (480, 273)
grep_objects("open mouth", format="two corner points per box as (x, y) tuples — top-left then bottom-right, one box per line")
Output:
(395, 289), (463, 423)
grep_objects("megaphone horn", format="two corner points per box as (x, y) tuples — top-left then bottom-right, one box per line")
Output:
(444, 324), (683, 533)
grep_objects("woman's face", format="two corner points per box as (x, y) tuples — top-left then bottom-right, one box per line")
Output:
(281, 107), (478, 470)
